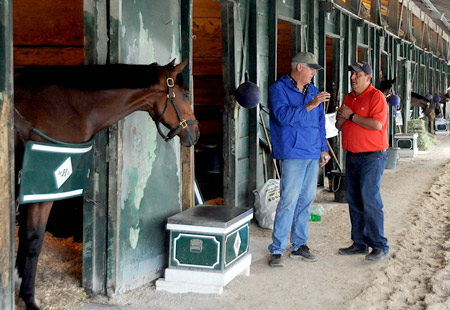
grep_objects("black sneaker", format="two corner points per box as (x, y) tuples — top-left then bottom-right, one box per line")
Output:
(338, 244), (370, 255)
(269, 254), (284, 267)
(290, 245), (318, 262)
(365, 248), (389, 261)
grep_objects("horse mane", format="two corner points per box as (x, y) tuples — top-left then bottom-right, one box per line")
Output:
(411, 92), (426, 100)
(14, 63), (184, 91)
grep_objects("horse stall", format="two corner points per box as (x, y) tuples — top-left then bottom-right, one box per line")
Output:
(192, 0), (224, 203)
(7, 0), (200, 308)
(11, 1), (87, 308)
(2, 0), (450, 309)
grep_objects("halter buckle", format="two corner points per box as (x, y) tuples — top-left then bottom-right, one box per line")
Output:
(180, 119), (188, 129)
(166, 77), (175, 87)
(167, 92), (176, 99)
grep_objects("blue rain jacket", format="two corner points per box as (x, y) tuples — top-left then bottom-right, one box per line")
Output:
(269, 75), (328, 159)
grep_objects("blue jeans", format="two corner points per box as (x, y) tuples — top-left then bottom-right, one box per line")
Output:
(345, 151), (389, 253)
(268, 159), (319, 254)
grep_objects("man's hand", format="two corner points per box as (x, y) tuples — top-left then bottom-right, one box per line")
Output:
(320, 152), (330, 167)
(337, 105), (353, 119)
(306, 92), (331, 111)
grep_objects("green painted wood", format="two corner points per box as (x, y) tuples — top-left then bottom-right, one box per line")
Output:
(83, 130), (109, 295)
(224, 224), (249, 266)
(247, 0), (259, 208)
(112, 0), (184, 293)
(83, 0), (108, 65)
(82, 0), (110, 295)
(318, 5), (326, 92)
(400, 60), (412, 133)
(268, 0), (277, 87)
(276, 0), (295, 19)
(169, 223), (249, 271)
(0, 0), (14, 308)
(324, 10), (339, 37)
(171, 232), (222, 270)
(106, 124), (118, 295)
(83, 0), (187, 295)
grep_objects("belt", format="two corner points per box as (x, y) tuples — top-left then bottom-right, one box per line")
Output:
(347, 150), (386, 156)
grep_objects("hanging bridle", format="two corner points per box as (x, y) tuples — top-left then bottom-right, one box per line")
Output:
(154, 69), (198, 141)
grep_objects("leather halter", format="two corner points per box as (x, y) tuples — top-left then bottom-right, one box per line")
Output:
(154, 69), (198, 141)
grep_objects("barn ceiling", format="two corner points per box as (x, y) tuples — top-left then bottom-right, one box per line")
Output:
(412, 0), (450, 36)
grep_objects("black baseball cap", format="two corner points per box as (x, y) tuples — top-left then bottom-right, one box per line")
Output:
(348, 61), (372, 75)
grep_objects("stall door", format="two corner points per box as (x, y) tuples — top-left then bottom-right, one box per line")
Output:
(106, 0), (185, 294)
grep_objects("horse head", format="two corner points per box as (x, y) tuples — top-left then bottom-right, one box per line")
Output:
(379, 77), (396, 97)
(152, 59), (200, 147)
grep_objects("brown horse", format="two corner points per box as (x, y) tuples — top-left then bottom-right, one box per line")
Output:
(13, 59), (199, 310)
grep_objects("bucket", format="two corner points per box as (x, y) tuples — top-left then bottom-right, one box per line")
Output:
(327, 170), (347, 203)
(385, 147), (400, 169)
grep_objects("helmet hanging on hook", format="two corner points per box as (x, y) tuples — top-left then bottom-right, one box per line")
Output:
(235, 71), (261, 109)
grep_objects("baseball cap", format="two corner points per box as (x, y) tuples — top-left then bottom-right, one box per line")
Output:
(348, 61), (372, 75)
(292, 52), (323, 70)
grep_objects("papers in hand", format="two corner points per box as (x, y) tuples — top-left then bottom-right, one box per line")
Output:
(325, 112), (339, 139)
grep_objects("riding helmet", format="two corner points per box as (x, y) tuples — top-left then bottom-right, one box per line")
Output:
(235, 72), (261, 109)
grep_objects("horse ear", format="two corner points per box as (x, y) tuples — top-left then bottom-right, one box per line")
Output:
(174, 59), (188, 75)
(168, 58), (176, 67)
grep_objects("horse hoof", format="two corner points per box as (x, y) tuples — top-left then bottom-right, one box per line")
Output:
(25, 300), (40, 310)
(19, 295), (40, 310)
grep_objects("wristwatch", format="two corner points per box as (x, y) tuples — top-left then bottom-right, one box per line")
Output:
(349, 113), (356, 122)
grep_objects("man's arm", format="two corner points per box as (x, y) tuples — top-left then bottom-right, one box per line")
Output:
(338, 105), (382, 130)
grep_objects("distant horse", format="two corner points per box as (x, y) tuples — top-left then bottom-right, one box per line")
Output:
(411, 92), (436, 119)
(14, 59), (199, 310)
(378, 77), (396, 97)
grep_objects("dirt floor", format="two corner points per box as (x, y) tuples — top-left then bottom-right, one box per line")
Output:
(16, 135), (450, 310)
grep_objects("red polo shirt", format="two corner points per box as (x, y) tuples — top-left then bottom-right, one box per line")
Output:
(341, 84), (389, 153)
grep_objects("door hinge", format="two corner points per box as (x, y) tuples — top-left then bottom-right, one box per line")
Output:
(105, 144), (110, 163)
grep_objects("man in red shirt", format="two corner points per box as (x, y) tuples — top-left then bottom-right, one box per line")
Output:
(335, 61), (389, 261)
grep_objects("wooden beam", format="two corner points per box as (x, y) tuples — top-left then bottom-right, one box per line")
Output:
(221, 1), (238, 206)
(0, 2), (14, 306)
(387, 0), (399, 36)
(181, 0), (194, 210)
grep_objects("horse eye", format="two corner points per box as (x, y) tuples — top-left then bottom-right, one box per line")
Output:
(183, 92), (190, 100)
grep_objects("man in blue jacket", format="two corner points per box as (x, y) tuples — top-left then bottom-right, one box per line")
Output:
(268, 52), (331, 267)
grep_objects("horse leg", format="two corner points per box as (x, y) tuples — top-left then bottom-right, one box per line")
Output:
(17, 201), (53, 310)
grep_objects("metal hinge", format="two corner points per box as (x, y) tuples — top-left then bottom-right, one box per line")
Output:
(105, 144), (110, 163)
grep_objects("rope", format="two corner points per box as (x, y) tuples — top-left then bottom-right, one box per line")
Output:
(236, 1), (250, 84)
(331, 175), (342, 193)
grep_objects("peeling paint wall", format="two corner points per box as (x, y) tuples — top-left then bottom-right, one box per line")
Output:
(113, 0), (183, 291)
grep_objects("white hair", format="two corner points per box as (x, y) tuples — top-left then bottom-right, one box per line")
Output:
(291, 62), (307, 71)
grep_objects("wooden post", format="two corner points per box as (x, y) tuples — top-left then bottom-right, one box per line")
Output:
(181, 0), (194, 210)
(0, 0), (14, 307)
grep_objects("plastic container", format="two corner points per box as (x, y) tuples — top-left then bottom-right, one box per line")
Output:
(310, 204), (323, 222)
(385, 147), (400, 169)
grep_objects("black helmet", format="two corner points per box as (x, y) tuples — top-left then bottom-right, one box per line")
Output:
(235, 72), (261, 109)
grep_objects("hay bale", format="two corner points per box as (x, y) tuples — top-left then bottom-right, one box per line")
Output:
(407, 119), (437, 151)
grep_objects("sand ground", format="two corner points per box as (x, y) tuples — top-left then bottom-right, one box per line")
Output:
(16, 135), (450, 310)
